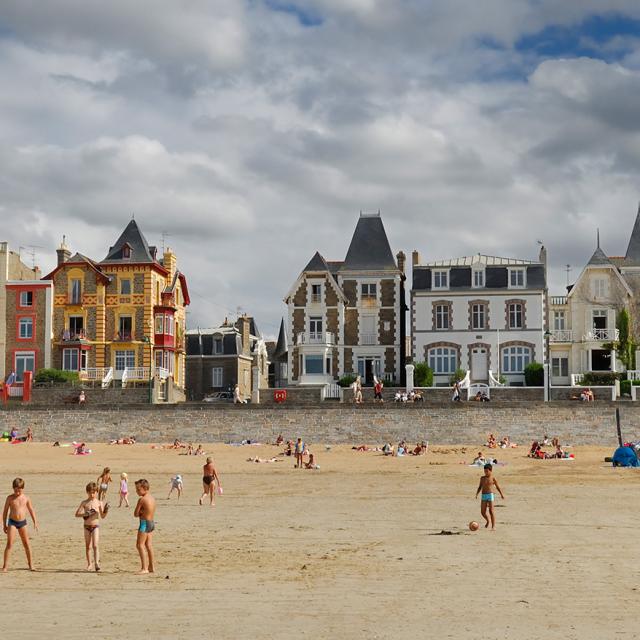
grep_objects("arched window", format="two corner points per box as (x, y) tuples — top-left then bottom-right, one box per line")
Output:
(428, 347), (457, 374)
(502, 346), (531, 373)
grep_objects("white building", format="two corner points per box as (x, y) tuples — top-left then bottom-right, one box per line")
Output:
(411, 250), (547, 386)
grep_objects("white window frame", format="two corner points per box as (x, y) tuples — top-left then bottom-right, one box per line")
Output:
(155, 315), (164, 334)
(70, 279), (82, 304)
(115, 350), (135, 371)
(553, 311), (566, 331)
(435, 304), (450, 330)
(166, 315), (174, 336)
(361, 283), (377, 299)
(433, 270), (449, 290)
(428, 347), (457, 375)
(14, 351), (35, 382)
(551, 356), (569, 378)
(213, 337), (224, 354)
(310, 283), (323, 304)
(155, 350), (164, 369)
(20, 291), (33, 307)
(472, 269), (485, 288)
(508, 303), (523, 329)
(502, 346), (531, 373)
(19, 317), (33, 339)
(62, 348), (79, 371)
(471, 304), (486, 330)
(304, 354), (324, 375)
(592, 278), (607, 298)
(508, 268), (526, 289)
(212, 367), (223, 387)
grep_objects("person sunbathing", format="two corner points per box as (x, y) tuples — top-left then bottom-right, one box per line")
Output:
(353, 445), (370, 451)
(486, 434), (497, 448)
(304, 453), (319, 469)
(382, 442), (394, 456)
(473, 451), (486, 465)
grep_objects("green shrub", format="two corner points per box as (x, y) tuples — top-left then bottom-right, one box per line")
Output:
(621, 380), (631, 396)
(449, 368), (466, 385)
(337, 374), (357, 388)
(524, 362), (544, 386)
(582, 372), (620, 386)
(414, 362), (433, 388)
(34, 368), (79, 384)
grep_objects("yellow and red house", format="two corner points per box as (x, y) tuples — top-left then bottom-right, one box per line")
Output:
(43, 221), (189, 390)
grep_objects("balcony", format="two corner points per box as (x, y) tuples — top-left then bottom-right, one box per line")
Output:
(296, 332), (335, 345)
(549, 330), (573, 343)
(582, 328), (619, 342)
(361, 333), (377, 345)
(114, 332), (133, 342)
(549, 296), (567, 306)
(361, 296), (377, 308)
(61, 329), (87, 342)
(310, 294), (322, 304)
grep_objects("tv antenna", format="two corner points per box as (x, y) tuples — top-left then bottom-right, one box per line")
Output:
(19, 245), (44, 269)
(565, 264), (571, 286)
(161, 231), (171, 254)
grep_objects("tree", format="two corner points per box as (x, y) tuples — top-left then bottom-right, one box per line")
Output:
(413, 362), (433, 388)
(524, 362), (544, 386)
(616, 308), (636, 370)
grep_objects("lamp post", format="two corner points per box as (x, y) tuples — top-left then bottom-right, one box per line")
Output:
(544, 330), (552, 402)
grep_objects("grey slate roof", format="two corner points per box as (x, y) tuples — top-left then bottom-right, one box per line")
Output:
(273, 318), (288, 360)
(303, 251), (331, 272)
(625, 208), (640, 265)
(102, 220), (155, 263)
(340, 214), (397, 271)
(587, 246), (612, 266)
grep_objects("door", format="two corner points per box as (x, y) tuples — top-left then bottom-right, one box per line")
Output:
(365, 359), (374, 385)
(471, 347), (488, 381)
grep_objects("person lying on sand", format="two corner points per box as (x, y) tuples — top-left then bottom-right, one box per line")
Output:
(247, 456), (280, 463)
(382, 443), (394, 456)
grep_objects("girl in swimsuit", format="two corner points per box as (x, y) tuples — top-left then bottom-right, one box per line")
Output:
(75, 481), (109, 571)
(97, 467), (112, 501)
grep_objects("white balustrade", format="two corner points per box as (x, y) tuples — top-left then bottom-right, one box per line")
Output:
(296, 332), (335, 345)
(549, 330), (573, 343)
(361, 333), (377, 345)
(582, 329), (620, 342)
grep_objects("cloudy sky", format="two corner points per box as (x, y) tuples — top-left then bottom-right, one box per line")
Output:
(2, 1), (640, 337)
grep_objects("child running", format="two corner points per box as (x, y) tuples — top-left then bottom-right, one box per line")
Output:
(97, 467), (112, 501)
(2, 477), (38, 572)
(75, 481), (109, 571)
(475, 463), (505, 530)
(118, 472), (129, 507)
(167, 474), (183, 500)
(134, 479), (156, 574)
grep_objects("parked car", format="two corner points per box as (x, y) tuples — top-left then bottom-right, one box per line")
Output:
(203, 391), (233, 403)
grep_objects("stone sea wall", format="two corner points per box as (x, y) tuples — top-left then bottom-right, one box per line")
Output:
(0, 402), (635, 445)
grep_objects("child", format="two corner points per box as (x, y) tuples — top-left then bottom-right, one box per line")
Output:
(167, 474), (183, 500)
(475, 463), (505, 530)
(134, 479), (156, 574)
(2, 477), (38, 571)
(119, 472), (129, 508)
(97, 467), (112, 501)
(75, 481), (109, 571)
(294, 438), (305, 468)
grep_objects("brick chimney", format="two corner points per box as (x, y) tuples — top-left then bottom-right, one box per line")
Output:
(240, 315), (251, 357)
(57, 236), (71, 266)
(412, 250), (421, 267)
(396, 251), (406, 275)
(163, 247), (177, 281)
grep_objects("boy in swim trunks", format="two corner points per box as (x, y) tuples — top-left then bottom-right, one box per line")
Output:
(2, 477), (38, 571)
(75, 481), (109, 571)
(134, 479), (156, 574)
(475, 463), (505, 530)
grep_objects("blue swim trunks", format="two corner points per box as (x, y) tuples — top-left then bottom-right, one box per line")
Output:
(138, 519), (155, 533)
(481, 493), (494, 502)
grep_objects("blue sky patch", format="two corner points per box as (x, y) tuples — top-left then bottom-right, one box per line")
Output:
(264, 1), (323, 27)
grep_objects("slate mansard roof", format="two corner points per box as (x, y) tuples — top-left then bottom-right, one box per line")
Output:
(340, 214), (398, 271)
(102, 219), (156, 263)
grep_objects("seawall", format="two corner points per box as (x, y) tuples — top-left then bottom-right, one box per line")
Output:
(0, 402), (635, 445)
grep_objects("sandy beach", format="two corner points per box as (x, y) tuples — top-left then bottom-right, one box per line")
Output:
(0, 440), (638, 640)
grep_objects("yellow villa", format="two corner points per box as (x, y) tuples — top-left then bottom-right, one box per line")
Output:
(44, 220), (189, 396)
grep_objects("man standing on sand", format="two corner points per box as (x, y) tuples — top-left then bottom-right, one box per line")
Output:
(199, 457), (221, 506)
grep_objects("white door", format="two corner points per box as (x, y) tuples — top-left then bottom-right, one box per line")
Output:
(471, 348), (488, 381)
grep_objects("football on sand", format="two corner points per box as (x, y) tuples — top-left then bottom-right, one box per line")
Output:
(469, 521), (480, 531)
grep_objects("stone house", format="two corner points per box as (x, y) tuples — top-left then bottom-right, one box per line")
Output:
(43, 221), (190, 391)
(185, 316), (269, 401)
(412, 249), (547, 386)
(284, 213), (406, 385)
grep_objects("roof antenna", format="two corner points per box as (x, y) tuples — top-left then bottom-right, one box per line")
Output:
(566, 264), (571, 286)
(597, 228), (600, 249)
(161, 231), (171, 254)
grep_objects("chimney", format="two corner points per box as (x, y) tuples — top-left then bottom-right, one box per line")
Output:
(412, 250), (421, 267)
(57, 236), (71, 265)
(240, 314), (251, 357)
(396, 251), (406, 275)
(163, 247), (177, 281)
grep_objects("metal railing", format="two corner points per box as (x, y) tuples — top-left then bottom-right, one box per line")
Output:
(296, 332), (335, 345)
(156, 367), (170, 379)
(549, 330), (573, 343)
(582, 329), (619, 342)
(115, 332), (133, 341)
(310, 294), (322, 304)
(61, 329), (86, 341)
(361, 333), (377, 345)
(322, 383), (342, 400)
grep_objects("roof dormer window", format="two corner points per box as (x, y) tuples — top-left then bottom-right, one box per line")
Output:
(122, 244), (131, 259)
(472, 268), (485, 288)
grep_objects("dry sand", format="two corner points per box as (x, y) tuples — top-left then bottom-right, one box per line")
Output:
(0, 440), (638, 640)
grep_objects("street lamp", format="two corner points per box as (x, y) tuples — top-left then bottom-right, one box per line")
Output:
(544, 330), (552, 402)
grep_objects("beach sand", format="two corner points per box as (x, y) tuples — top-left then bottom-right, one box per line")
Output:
(0, 441), (638, 639)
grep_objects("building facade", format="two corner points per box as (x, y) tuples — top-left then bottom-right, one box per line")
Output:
(43, 221), (190, 389)
(0, 243), (42, 380)
(412, 250), (547, 386)
(185, 316), (269, 401)
(285, 213), (406, 385)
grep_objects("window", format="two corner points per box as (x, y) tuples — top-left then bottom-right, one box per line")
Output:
(362, 315), (376, 344)
(63, 348), (79, 371)
(592, 309), (607, 329)
(508, 303), (523, 329)
(120, 279), (132, 295)
(311, 283), (322, 304)
(553, 311), (565, 331)
(593, 278), (607, 298)
(14, 351), (35, 382)
(304, 355), (324, 374)
(166, 315), (174, 336)
(309, 317), (323, 339)
(471, 304), (486, 330)
(212, 367), (223, 387)
(502, 346), (531, 373)
(509, 269), (525, 288)
(19, 291), (33, 307)
(428, 347), (457, 374)
(361, 283), (377, 299)
(155, 315), (164, 334)
(122, 245), (131, 259)
(115, 350), (135, 371)
(433, 270), (448, 289)
(165, 351), (174, 374)
(435, 304), (450, 330)
(18, 317), (33, 339)
(69, 315), (84, 337)
(155, 350), (164, 369)
(70, 279), (82, 304)
(213, 338), (223, 354)
(552, 357), (569, 378)
(118, 316), (133, 340)
(473, 270), (484, 288)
